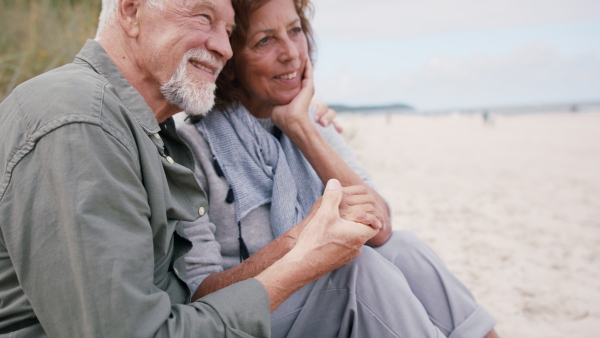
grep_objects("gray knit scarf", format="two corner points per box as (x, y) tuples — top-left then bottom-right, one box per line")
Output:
(196, 102), (324, 238)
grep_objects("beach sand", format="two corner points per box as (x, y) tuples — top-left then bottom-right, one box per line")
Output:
(340, 111), (600, 337)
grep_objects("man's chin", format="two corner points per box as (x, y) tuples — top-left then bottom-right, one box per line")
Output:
(163, 85), (216, 117)
(181, 97), (214, 117)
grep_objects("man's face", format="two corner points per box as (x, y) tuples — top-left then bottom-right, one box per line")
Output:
(139, 0), (235, 116)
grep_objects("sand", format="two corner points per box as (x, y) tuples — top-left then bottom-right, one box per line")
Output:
(339, 111), (600, 337)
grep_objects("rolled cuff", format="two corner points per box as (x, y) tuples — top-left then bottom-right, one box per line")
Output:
(196, 278), (271, 337)
(448, 304), (496, 338)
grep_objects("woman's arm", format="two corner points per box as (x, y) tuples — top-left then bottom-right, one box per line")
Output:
(271, 61), (392, 246)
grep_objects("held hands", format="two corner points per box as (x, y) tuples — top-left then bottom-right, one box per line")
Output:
(339, 185), (385, 231)
(289, 179), (379, 279)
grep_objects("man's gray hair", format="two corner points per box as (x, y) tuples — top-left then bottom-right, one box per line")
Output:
(96, 0), (165, 37)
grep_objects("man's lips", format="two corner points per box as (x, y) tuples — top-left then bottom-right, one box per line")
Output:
(189, 59), (220, 76)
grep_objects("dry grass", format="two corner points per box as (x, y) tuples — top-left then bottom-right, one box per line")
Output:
(0, 0), (100, 101)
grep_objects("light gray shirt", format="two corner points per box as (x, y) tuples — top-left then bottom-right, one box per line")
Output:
(0, 40), (270, 337)
(175, 110), (378, 293)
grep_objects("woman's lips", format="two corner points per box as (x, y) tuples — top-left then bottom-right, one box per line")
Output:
(274, 71), (298, 80)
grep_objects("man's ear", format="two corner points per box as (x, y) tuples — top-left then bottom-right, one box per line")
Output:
(119, 0), (141, 38)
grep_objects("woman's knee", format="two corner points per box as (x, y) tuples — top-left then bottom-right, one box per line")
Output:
(375, 230), (427, 257)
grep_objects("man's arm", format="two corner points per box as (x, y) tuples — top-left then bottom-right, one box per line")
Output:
(2, 122), (269, 337)
(192, 185), (383, 301)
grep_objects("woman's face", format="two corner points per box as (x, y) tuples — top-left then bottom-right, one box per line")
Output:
(235, 0), (309, 117)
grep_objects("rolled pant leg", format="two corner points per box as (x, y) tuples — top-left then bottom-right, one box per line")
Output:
(271, 247), (446, 338)
(373, 231), (496, 338)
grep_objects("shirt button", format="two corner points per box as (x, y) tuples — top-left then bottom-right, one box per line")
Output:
(166, 156), (174, 164)
(154, 133), (161, 140)
(198, 206), (206, 216)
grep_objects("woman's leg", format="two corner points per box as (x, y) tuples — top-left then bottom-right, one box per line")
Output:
(373, 231), (496, 338)
(271, 246), (446, 338)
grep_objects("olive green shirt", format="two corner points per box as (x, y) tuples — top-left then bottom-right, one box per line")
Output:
(0, 40), (270, 337)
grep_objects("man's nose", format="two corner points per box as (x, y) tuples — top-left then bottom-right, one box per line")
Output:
(206, 25), (233, 62)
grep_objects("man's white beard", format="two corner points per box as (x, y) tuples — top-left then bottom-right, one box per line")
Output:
(160, 49), (222, 117)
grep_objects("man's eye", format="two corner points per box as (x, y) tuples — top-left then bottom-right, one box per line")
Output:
(198, 14), (211, 23)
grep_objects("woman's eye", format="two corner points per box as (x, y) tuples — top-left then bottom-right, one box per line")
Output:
(291, 27), (303, 35)
(257, 36), (270, 46)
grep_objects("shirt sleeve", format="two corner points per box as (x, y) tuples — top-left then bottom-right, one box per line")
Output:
(2, 121), (270, 337)
(181, 211), (225, 293)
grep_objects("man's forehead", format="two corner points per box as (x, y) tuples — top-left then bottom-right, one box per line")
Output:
(181, 0), (214, 10)
(181, 0), (232, 13)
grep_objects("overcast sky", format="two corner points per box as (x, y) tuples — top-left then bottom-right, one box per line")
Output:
(310, 0), (600, 110)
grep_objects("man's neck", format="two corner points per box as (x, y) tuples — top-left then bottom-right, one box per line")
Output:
(96, 36), (177, 123)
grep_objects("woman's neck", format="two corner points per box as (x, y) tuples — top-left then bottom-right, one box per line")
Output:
(240, 96), (273, 119)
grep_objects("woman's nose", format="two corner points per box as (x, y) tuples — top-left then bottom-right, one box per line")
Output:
(278, 37), (299, 63)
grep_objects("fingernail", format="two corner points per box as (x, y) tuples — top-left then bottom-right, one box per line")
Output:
(326, 179), (341, 190)
(321, 118), (329, 126)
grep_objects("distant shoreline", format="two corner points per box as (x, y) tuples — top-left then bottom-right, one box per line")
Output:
(333, 101), (600, 115)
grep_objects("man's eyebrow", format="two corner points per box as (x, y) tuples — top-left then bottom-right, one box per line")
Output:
(185, 0), (216, 12)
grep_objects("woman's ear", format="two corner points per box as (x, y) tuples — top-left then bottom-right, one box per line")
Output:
(119, 0), (141, 38)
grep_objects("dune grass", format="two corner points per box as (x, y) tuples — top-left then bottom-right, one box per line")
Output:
(0, 0), (100, 102)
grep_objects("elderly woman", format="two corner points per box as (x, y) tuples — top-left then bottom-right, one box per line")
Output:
(176, 0), (499, 337)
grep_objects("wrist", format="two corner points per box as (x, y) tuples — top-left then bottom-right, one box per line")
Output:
(283, 118), (323, 150)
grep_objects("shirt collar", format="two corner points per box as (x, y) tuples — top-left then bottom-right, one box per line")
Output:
(74, 39), (161, 134)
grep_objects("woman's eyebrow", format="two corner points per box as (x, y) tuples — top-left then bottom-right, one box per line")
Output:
(251, 18), (301, 37)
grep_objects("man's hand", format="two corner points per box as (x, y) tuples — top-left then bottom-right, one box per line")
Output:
(293, 179), (379, 270)
(312, 99), (344, 133)
(285, 184), (384, 248)
(255, 179), (378, 312)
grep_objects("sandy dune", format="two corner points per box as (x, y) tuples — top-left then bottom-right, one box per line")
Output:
(340, 111), (600, 337)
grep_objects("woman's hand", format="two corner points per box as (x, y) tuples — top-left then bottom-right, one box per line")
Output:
(271, 59), (316, 135)
(338, 185), (384, 232)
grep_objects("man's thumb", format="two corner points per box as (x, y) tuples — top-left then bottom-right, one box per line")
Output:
(321, 179), (343, 209)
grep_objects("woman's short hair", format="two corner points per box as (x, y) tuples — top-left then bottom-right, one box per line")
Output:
(214, 0), (315, 109)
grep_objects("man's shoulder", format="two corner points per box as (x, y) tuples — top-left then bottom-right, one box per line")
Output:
(2, 62), (138, 141)
(11, 62), (108, 123)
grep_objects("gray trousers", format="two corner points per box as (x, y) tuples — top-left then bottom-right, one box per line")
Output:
(271, 231), (495, 338)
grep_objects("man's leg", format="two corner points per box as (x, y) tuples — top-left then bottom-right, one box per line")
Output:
(271, 246), (446, 338)
(373, 231), (496, 338)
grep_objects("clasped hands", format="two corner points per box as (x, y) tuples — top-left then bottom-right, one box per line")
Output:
(285, 179), (385, 282)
